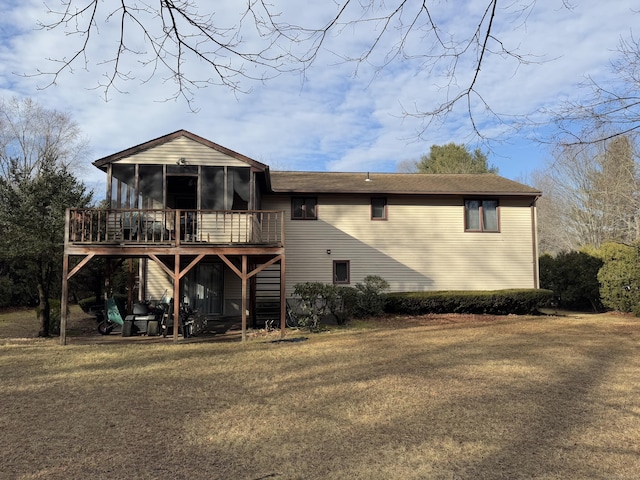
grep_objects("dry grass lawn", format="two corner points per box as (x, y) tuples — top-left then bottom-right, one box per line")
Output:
(1, 307), (640, 479)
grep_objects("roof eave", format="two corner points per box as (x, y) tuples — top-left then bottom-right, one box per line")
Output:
(269, 189), (541, 196)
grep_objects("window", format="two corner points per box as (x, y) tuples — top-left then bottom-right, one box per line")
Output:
(371, 197), (387, 220)
(333, 260), (350, 284)
(292, 197), (317, 220)
(465, 199), (499, 232)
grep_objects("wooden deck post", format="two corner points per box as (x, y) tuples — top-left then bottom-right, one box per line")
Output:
(60, 254), (69, 346)
(60, 209), (71, 346)
(173, 254), (180, 342)
(241, 255), (247, 343)
(280, 255), (286, 338)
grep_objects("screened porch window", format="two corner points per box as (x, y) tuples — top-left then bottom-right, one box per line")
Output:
(138, 165), (163, 208)
(111, 164), (136, 208)
(465, 199), (499, 232)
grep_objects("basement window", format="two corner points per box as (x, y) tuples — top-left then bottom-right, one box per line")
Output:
(333, 260), (350, 284)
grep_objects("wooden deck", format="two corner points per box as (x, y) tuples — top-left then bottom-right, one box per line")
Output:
(61, 208), (287, 346)
(66, 208), (285, 251)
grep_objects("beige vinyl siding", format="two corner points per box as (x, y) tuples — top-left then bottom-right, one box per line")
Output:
(264, 194), (536, 294)
(114, 136), (250, 166)
(146, 260), (173, 301)
(223, 268), (242, 316)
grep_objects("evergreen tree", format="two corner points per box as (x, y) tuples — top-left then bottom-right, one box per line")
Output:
(416, 143), (498, 174)
(0, 158), (92, 336)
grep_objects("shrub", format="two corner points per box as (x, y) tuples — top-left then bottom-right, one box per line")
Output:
(0, 276), (12, 308)
(291, 276), (390, 329)
(539, 251), (603, 311)
(292, 282), (334, 331)
(384, 289), (553, 316)
(78, 296), (99, 313)
(328, 286), (357, 326)
(353, 275), (389, 317)
(595, 242), (640, 314)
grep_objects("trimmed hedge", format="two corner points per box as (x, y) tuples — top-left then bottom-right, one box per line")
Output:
(384, 289), (554, 316)
(78, 296), (98, 313)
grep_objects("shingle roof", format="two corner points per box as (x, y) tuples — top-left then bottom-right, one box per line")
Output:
(269, 171), (541, 196)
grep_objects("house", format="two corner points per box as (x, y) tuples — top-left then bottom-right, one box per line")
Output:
(59, 130), (541, 343)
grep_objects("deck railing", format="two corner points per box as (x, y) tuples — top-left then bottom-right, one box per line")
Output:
(66, 208), (284, 246)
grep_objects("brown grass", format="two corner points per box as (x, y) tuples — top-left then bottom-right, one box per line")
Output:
(1, 309), (640, 479)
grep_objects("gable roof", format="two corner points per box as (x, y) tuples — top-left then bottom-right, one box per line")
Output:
(269, 171), (540, 197)
(92, 129), (269, 172)
(90, 130), (539, 197)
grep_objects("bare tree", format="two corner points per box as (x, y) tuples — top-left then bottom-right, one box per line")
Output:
(396, 158), (418, 173)
(533, 135), (640, 254)
(531, 169), (576, 255)
(593, 135), (640, 241)
(0, 97), (89, 179)
(547, 35), (640, 146)
(35, 1), (566, 125)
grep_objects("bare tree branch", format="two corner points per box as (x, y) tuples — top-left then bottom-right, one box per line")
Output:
(533, 135), (640, 254)
(31, 1), (557, 124)
(545, 33), (640, 147)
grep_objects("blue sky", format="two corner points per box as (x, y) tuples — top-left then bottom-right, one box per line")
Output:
(0, 1), (637, 188)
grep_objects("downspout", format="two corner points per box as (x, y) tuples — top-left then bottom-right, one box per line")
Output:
(530, 196), (541, 288)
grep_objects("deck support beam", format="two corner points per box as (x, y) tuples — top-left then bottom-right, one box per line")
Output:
(60, 254), (70, 346)
(242, 256), (248, 342)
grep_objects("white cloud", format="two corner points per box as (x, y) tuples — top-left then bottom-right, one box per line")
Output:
(0, 0), (637, 185)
